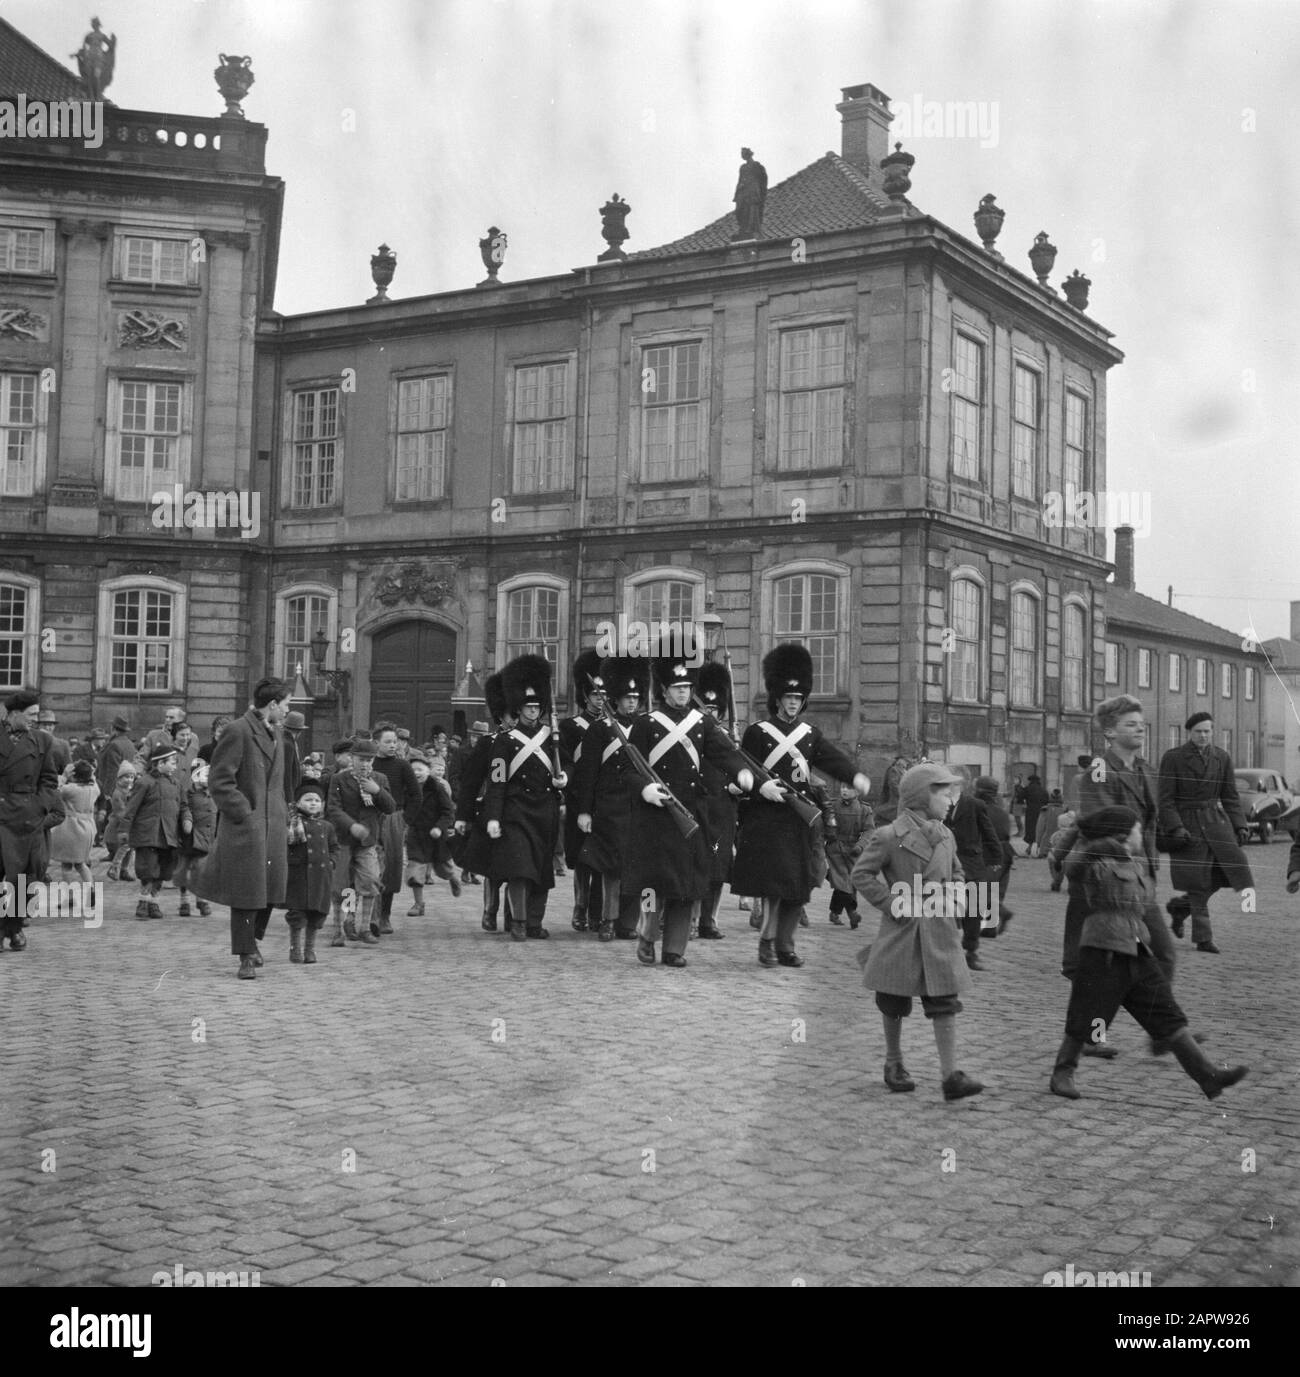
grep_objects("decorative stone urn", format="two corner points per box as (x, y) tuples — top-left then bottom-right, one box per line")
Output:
(973, 194), (1005, 255)
(880, 142), (915, 200)
(368, 244), (396, 303)
(598, 194), (632, 261)
(1061, 269), (1092, 310)
(1028, 231), (1058, 288)
(215, 53), (254, 118)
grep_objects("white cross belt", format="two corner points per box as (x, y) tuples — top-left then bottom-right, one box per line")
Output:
(758, 720), (812, 781)
(507, 728), (553, 779)
(648, 709), (700, 772)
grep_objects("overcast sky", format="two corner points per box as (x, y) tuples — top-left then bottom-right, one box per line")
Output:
(11, 0), (1298, 640)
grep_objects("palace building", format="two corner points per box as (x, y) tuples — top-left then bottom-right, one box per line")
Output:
(3, 18), (1181, 788)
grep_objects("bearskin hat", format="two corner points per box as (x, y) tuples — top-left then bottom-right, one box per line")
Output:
(600, 655), (649, 704)
(764, 643), (813, 714)
(502, 653), (553, 715)
(651, 655), (697, 700)
(698, 661), (732, 717)
(484, 672), (508, 726)
(573, 647), (606, 702)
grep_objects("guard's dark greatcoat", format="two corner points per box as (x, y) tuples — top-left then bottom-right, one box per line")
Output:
(571, 713), (639, 876)
(483, 720), (561, 888)
(623, 704), (749, 902)
(455, 732), (497, 874)
(730, 717), (859, 903)
(1157, 742), (1253, 894)
(558, 711), (598, 866)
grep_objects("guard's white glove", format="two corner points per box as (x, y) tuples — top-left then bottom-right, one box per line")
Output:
(486, 820), (501, 839)
(642, 783), (669, 807)
(553, 771), (568, 790)
(454, 820), (467, 836)
(853, 772), (871, 798)
(736, 769), (754, 794)
(759, 779), (786, 804)
(578, 813), (593, 833)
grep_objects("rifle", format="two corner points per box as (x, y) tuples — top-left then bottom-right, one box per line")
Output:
(733, 741), (824, 829)
(602, 703), (700, 841)
(547, 704), (566, 795)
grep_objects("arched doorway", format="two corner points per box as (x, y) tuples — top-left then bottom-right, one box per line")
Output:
(368, 620), (457, 740)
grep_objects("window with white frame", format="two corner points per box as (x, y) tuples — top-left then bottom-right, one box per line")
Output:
(1221, 663), (1233, 699)
(0, 577), (39, 689)
(1010, 590), (1040, 707)
(113, 379), (184, 501)
(396, 375), (450, 501)
(121, 234), (190, 286)
(951, 333), (984, 479)
(282, 591), (335, 697)
(1064, 391), (1090, 492)
(772, 572), (840, 695)
(631, 578), (698, 629)
(1220, 728), (1232, 756)
(1, 225), (45, 274)
(1062, 601), (1087, 711)
(1011, 364), (1041, 498)
(949, 575), (983, 703)
(104, 584), (181, 692)
(1, 372), (39, 496)
(291, 387), (339, 508)
(1104, 642), (1119, 685)
(1168, 725), (1180, 751)
(1195, 658), (1208, 695)
(503, 584), (561, 667)
(1244, 666), (1256, 701)
(1169, 653), (1181, 693)
(777, 324), (846, 472)
(512, 361), (570, 493)
(1244, 730), (1256, 767)
(1137, 648), (1152, 689)
(641, 342), (702, 481)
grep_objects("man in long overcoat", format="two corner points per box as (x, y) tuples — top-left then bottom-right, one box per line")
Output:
(456, 676), (510, 932)
(194, 678), (291, 980)
(1157, 711), (1253, 954)
(0, 688), (63, 951)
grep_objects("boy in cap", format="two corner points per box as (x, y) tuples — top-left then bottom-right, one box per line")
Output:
(119, 743), (190, 920)
(284, 778), (339, 964)
(852, 762), (984, 1101)
(325, 740), (355, 945)
(326, 738), (395, 946)
(176, 757), (215, 917)
(404, 750), (460, 916)
(1050, 806), (1248, 1101)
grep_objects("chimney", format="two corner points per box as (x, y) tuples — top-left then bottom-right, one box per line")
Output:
(1113, 526), (1135, 591)
(1291, 599), (1300, 642)
(837, 83), (893, 181)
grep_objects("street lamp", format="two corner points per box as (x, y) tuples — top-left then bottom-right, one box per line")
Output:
(309, 627), (351, 709)
(698, 607), (727, 662)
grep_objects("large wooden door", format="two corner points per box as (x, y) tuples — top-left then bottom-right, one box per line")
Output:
(368, 621), (457, 739)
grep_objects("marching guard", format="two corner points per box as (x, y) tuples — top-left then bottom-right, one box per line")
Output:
(695, 661), (741, 940)
(482, 654), (565, 941)
(731, 644), (870, 968)
(626, 657), (753, 969)
(456, 673), (512, 932)
(572, 655), (649, 941)
(559, 648), (606, 932)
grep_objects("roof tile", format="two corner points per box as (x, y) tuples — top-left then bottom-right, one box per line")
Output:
(0, 17), (93, 103)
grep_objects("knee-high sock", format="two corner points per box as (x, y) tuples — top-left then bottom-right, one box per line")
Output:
(882, 1014), (904, 1063)
(932, 1015), (958, 1079)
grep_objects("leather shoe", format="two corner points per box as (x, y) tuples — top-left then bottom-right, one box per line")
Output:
(829, 914), (844, 925)
(598, 922), (614, 942)
(1196, 941), (1220, 954)
(883, 1062), (915, 1093)
(614, 929), (637, 939)
(1081, 1042), (1118, 1059)
(481, 916), (499, 932)
(357, 929), (379, 946)
(526, 927), (549, 939)
(330, 930), (346, 948)
(343, 919), (359, 941)
(378, 917), (394, 935)
(237, 956), (256, 980)
(697, 926), (724, 940)
(252, 943), (264, 967)
(661, 953), (687, 968)
(965, 951), (985, 971)
(1049, 1067), (1080, 1099)
(942, 1071), (985, 1101)
(776, 950), (804, 967)
(9, 930), (27, 951)
(758, 938), (780, 967)
(636, 938), (656, 965)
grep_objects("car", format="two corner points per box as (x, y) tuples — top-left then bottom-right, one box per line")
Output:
(1233, 769), (1299, 843)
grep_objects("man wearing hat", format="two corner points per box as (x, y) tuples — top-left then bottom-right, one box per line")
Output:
(483, 655), (564, 941)
(695, 660), (741, 941)
(326, 737), (396, 947)
(193, 678), (292, 980)
(456, 675), (511, 927)
(281, 710), (307, 804)
(0, 689), (63, 950)
(1157, 712), (1253, 955)
(394, 727), (413, 760)
(731, 644), (871, 969)
(559, 648), (607, 933)
(573, 655), (649, 941)
(625, 656), (753, 969)
(36, 708), (71, 775)
(138, 705), (189, 770)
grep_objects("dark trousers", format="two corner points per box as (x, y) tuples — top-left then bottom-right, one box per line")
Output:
(637, 898), (693, 956)
(505, 880), (547, 934)
(0, 824), (48, 935)
(1064, 947), (1187, 1045)
(829, 887), (858, 916)
(285, 908), (327, 931)
(758, 897), (803, 952)
(571, 864), (602, 924)
(1063, 888), (1176, 987)
(230, 906), (272, 956)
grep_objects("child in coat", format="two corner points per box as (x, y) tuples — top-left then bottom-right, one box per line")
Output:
(284, 779), (340, 965)
(176, 758), (216, 917)
(104, 760), (140, 881)
(404, 752), (462, 916)
(851, 762), (984, 1101)
(49, 760), (99, 884)
(1050, 806), (1248, 1101)
(326, 739), (395, 946)
(119, 744), (190, 920)
(1047, 809), (1076, 892)
(825, 784), (873, 928)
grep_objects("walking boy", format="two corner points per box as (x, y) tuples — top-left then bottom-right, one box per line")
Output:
(284, 779), (339, 965)
(120, 744), (190, 920)
(326, 739), (396, 947)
